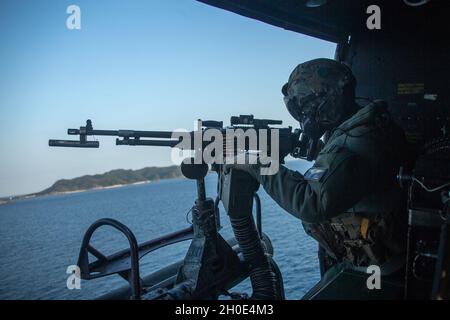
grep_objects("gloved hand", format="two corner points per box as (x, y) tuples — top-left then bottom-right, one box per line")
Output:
(223, 153), (272, 183)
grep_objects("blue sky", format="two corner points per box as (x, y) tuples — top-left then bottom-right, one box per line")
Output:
(0, 0), (336, 197)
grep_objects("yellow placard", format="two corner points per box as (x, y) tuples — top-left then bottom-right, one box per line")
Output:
(397, 83), (425, 95)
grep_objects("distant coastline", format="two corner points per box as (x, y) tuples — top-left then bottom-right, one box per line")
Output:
(0, 165), (182, 205)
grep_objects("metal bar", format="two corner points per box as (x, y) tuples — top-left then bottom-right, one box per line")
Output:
(88, 226), (194, 276)
(77, 218), (141, 299)
(197, 179), (207, 201)
(68, 128), (184, 139)
(116, 139), (181, 147)
(87, 245), (107, 261)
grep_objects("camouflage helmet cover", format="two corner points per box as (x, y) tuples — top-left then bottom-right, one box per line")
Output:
(283, 58), (356, 127)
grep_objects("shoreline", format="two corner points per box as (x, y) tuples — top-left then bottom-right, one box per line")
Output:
(53, 180), (153, 195)
(0, 164), (188, 206)
(0, 177), (189, 206)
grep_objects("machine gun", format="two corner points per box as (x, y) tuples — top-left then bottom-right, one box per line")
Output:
(49, 115), (301, 159)
(49, 115), (303, 300)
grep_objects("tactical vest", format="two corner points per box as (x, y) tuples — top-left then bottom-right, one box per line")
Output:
(302, 101), (407, 267)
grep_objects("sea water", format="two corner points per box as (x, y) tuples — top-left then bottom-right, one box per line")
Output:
(0, 160), (320, 299)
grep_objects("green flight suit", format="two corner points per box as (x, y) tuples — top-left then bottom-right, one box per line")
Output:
(250, 101), (408, 267)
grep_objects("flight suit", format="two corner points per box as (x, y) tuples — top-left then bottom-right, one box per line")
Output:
(249, 101), (408, 269)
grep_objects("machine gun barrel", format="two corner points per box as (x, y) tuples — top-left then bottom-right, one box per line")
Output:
(48, 140), (100, 148)
(49, 120), (189, 148)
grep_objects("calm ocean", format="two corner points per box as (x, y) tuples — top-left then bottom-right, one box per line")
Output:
(0, 161), (320, 299)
